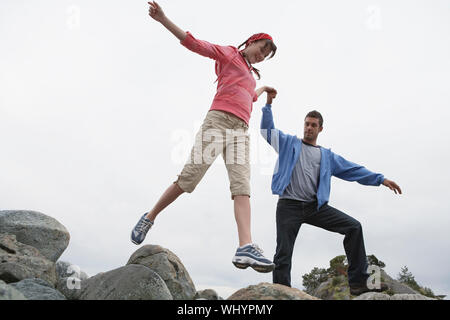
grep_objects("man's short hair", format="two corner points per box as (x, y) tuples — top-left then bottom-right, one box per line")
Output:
(305, 110), (323, 127)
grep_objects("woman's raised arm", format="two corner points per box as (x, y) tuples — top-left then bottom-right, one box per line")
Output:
(148, 1), (186, 41)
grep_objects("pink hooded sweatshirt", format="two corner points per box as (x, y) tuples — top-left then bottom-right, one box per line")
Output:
(180, 32), (258, 125)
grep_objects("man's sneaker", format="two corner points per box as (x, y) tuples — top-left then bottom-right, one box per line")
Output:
(131, 213), (154, 245)
(349, 281), (389, 296)
(232, 243), (275, 273)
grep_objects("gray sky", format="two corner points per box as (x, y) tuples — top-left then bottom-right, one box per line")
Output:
(1, 0), (450, 299)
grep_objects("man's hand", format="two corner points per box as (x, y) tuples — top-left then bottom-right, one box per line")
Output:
(148, 1), (166, 23)
(382, 179), (402, 195)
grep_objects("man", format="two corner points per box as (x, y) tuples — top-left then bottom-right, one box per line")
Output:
(260, 92), (402, 295)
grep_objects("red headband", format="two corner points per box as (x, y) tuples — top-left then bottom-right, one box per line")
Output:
(245, 33), (273, 47)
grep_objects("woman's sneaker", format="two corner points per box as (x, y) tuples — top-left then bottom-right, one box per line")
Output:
(232, 243), (275, 273)
(131, 213), (154, 245)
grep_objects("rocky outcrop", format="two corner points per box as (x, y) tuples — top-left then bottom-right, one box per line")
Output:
(311, 269), (434, 300)
(127, 245), (196, 300)
(0, 280), (27, 300)
(1, 209), (442, 301)
(0, 210), (70, 262)
(9, 278), (66, 300)
(303, 254), (443, 300)
(380, 270), (418, 294)
(228, 283), (320, 300)
(1, 211), (180, 300)
(59, 264), (173, 300)
(0, 233), (57, 286)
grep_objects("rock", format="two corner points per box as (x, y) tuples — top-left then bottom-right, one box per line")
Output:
(0, 210), (70, 262)
(390, 294), (436, 300)
(312, 270), (420, 300)
(313, 280), (331, 299)
(62, 264), (173, 300)
(55, 277), (82, 300)
(55, 261), (89, 281)
(10, 278), (66, 300)
(353, 292), (392, 300)
(228, 283), (320, 300)
(0, 280), (27, 300)
(195, 289), (220, 300)
(0, 233), (57, 286)
(313, 276), (351, 300)
(354, 292), (436, 300)
(380, 270), (418, 294)
(127, 245), (196, 300)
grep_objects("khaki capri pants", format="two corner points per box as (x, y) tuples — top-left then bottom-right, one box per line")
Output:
(174, 110), (251, 200)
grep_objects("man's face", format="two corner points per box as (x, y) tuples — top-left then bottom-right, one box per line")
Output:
(303, 117), (323, 142)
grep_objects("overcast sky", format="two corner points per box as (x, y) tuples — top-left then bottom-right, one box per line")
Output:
(1, 0), (449, 299)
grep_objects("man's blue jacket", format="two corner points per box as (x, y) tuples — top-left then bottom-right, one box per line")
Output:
(260, 104), (385, 210)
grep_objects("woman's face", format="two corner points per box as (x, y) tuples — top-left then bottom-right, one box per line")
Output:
(244, 41), (273, 64)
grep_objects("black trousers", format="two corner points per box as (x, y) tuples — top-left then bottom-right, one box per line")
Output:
(273, 199), (370, 287)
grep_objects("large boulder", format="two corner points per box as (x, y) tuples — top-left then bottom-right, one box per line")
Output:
(0, 233), (57, 286)
(0, 280), (27, 300)
(58, 264), (173, 300)
(228, 283), (320, 300)
(127, 245), (196, 300)
(0, 210), (70, 262)
(9, 278), (66, 300)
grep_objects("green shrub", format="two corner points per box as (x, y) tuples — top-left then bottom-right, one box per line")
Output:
(367, 255), (386, 268)
(331, 276), (343, 287)
(302, 267), (329, 295)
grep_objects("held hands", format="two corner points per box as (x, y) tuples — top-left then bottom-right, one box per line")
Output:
(382, 179), (402, 195)
(265, 86), (277, 105)
(255, 86), (278, 104)
(148, 1), (166, 22)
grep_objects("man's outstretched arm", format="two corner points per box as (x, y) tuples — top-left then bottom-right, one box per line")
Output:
(332, 153), (402, 195)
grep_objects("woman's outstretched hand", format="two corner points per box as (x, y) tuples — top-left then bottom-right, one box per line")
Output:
(148, 1), (166, 22)
(147, 1), (186, 41)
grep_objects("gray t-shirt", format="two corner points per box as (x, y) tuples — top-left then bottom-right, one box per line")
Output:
(280, 140), (322, 202)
